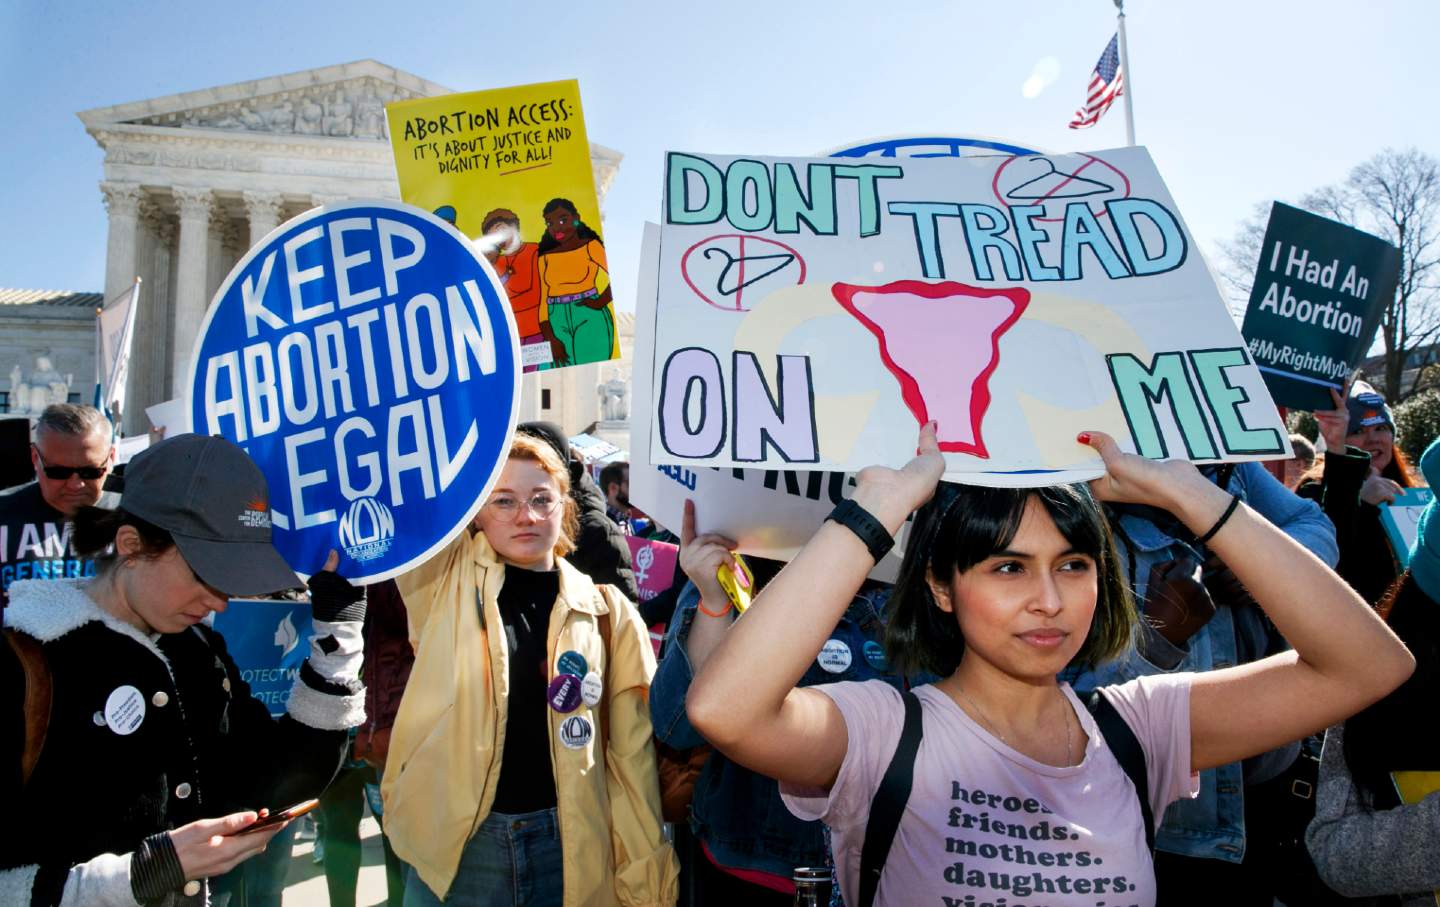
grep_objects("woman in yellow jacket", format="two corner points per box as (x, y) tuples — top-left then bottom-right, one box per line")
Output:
(382, 434), (678, 906)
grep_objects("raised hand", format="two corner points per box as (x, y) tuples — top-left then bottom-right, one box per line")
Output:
(1078, 430), (1209, 511)
(1360, 468), (1403, 506)
(679, 499), (740, 608)
(307, 548), (365, 623)
(851, 421), (945, 531)
(1312, 387), (1350, 454)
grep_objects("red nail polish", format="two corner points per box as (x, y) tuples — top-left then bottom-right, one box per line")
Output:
(1077, 432), (1092, 445)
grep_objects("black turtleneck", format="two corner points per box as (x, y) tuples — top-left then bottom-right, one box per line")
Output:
(490, 565), (561, 814)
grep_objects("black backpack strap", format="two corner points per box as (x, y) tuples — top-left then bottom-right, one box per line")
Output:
(857, 689), (923, 907)
(1085, 690), (1154, 851)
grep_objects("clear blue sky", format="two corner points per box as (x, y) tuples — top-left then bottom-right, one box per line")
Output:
(2, 0), (1435, 313)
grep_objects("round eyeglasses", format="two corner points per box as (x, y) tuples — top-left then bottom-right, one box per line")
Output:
(485, 492), (563, 522)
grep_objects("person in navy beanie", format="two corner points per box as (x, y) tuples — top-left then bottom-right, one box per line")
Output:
(1299, 382), (1419, 603)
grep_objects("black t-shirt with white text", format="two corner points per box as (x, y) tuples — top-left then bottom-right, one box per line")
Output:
(0, 482), (107, 613)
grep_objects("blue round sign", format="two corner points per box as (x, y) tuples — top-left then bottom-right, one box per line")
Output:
(187, 200), (520, 583)
(825, 134), (1045, 159)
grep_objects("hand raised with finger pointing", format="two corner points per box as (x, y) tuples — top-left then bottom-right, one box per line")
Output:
(679, 499), (740, 610)
(851, 421), (945, 532)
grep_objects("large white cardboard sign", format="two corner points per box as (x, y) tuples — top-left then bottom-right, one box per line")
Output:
(630, 224), (907, 580)
(645, 147), (1290, 486)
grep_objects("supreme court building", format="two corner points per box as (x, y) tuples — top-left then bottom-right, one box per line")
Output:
(6, 60), (630, 440)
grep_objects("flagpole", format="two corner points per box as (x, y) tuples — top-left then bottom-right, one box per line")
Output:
(1114, 0), (1136, 145)
(94, 299), (104, 411)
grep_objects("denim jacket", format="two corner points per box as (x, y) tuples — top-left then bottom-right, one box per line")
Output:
(1066, 462), (1338, 863)
(650, 582), (904, 879)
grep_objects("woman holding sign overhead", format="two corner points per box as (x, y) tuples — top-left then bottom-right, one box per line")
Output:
(383, 433), (676, 906)
(687, 422), (1413, 907)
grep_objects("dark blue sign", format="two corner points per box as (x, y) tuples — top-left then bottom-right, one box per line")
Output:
(212, 600), (315, 718)
(188, 201), (520, 582)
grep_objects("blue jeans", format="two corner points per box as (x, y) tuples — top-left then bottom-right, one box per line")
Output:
(210, 820), (297, 907)
(404, 807), (563, 907)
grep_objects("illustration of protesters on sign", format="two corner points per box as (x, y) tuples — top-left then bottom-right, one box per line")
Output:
(483, 207), (554, 374)
(538, 197), (615, 369)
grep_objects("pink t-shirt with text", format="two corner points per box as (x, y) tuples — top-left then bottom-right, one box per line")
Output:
(781, 675), (1198, 907)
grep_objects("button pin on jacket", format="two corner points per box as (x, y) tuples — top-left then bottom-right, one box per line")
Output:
(557, 650), (588, 678)
(104, 685), (146, 735)
(817, 639), (853, 674)
(863, 640), (889, 670)
(547, 674), (583, 713)
(559, 715), (593, 749)
(581, 671), (603, 707)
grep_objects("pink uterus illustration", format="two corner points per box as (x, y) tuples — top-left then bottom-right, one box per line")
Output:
(832, 280), (1030, 458)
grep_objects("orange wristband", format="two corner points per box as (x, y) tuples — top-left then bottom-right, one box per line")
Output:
(696, 598), (734, 619)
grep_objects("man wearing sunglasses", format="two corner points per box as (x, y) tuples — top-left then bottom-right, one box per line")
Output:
(1, 403), (116, 611)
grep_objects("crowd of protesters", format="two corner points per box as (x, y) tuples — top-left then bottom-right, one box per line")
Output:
(3, 383), (1439, 906)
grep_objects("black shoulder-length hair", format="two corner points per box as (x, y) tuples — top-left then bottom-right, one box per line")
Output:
(884, 481), (1135, 679)
(537, 198), (603, 254)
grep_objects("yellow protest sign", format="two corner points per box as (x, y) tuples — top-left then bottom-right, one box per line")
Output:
(386, 79), (617, 372)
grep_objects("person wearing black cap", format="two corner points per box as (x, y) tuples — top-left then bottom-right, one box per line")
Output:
(1299, 382), (1418, 603)
(0, 433), (366, 906)
(515, 420), (639, 601)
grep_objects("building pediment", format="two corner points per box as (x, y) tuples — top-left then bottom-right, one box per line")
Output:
(78, 60), (452, 143)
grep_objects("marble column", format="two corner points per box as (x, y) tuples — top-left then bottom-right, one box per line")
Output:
(130, 203), (174, 435)
(100, 181), (143, 305)
(243, 190), (284, 248)
(170, 186), (214, 397)
(518, 372), (544, 423)
(310, 193), (346, 212)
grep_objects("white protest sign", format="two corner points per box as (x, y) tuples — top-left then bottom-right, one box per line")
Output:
(1381, 488), (1435, 568)
(145, 398), (188, 436)
(630, 223), (906, 580)
(114, 434), (150, 465)
(646, 147), (1290, 487)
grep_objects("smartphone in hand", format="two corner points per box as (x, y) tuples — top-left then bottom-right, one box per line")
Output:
(234, 798), (320, 835)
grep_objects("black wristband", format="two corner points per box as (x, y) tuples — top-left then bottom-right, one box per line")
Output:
(1195, 494), (1242, 547)
(131, 830), (186, 903)
(826, 499), (895, 564)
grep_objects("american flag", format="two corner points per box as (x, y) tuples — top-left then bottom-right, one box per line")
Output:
(1069, 34), (1124, 130)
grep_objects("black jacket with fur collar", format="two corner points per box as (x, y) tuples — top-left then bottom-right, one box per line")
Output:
(1, 579), (359, 906)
